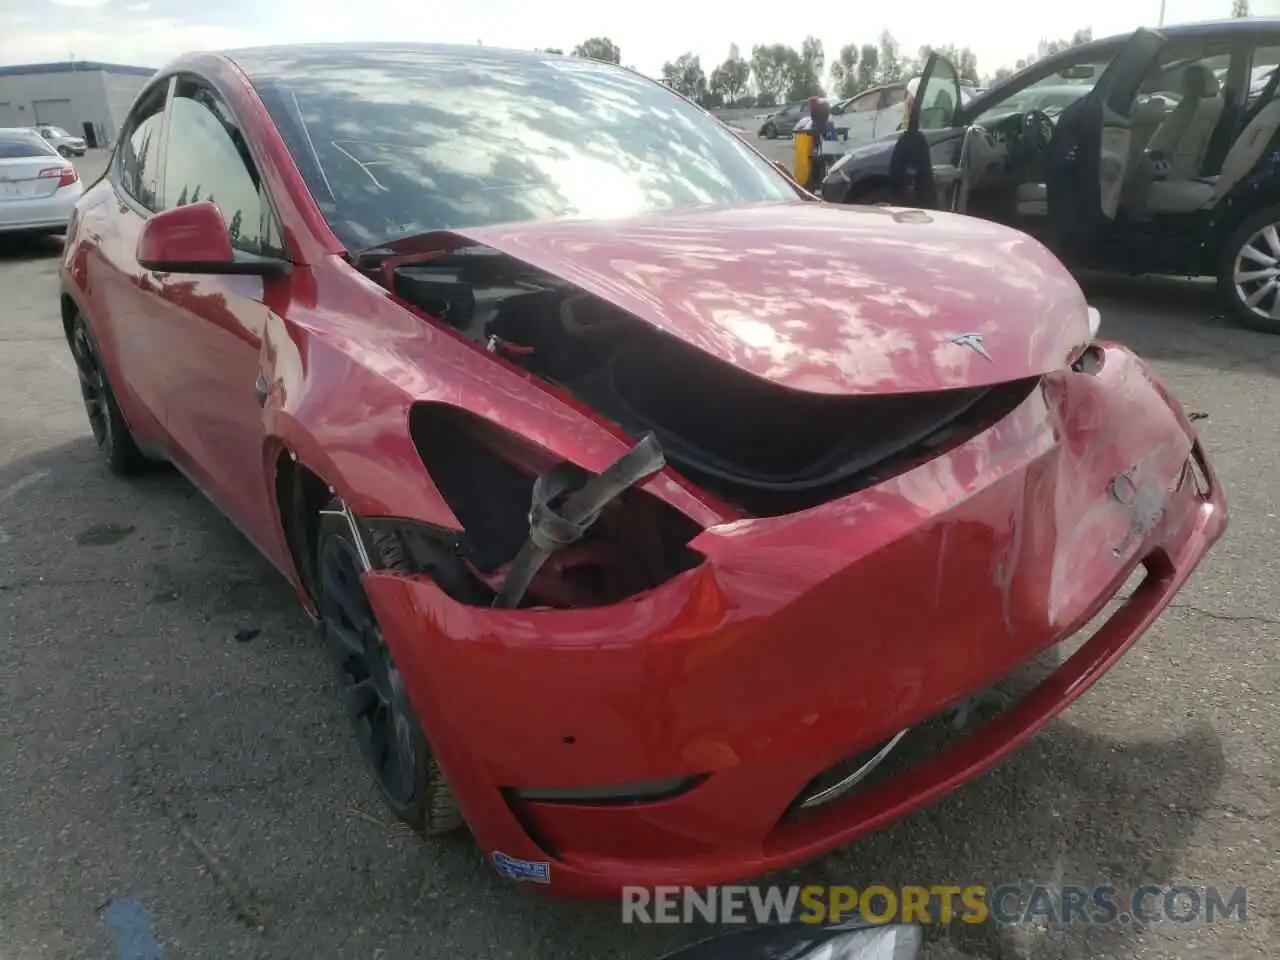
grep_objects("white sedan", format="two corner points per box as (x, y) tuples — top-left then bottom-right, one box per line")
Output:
(0, 127), (83, 236)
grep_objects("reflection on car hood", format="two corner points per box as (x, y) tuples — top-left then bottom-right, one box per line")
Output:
(382, 201), (1091, 396)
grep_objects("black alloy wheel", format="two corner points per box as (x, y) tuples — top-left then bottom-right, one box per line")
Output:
(315, 507), (462, 835)
(67, 313), (146, 474)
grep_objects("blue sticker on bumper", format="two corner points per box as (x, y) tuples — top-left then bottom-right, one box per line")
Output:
(491, 852), (552, 884)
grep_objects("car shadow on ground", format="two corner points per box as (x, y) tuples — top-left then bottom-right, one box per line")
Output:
(0, 232), (64, 263)
(0, 435), (1229, 960)
(1077, 273), (1280, 379)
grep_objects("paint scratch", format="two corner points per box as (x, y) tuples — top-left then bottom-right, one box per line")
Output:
(102, 899), (164, 960)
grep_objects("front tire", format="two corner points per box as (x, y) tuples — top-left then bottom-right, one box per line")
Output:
(763, 122), (777, 139)
(315, 505), (463, 836)
(67, 312), (147, 474)
(1219, 204), (1280, 335)
(57, 146), (71, 157)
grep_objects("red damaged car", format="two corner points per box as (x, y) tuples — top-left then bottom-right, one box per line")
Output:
(59, 43), (1226, 897)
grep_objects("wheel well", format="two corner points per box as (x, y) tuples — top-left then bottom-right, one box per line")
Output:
(274, 451), (332, 605)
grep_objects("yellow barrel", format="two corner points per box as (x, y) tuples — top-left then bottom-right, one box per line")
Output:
(793, 131), (814, 190)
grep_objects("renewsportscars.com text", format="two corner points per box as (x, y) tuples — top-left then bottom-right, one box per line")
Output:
(621, 884), (1248, 926)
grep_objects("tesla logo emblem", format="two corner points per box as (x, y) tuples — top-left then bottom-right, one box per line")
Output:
(951, 333), (992, 361)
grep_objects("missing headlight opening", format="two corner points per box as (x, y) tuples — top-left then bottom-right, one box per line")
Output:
(379, 244), (1041, 518)
(405, 405), (705, 610)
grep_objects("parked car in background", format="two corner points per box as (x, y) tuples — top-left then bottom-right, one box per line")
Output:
(831, 82), (909, 145)
(0, 127), (82, 236)
(34, 124), (87, 157)
(822, 82), (983, 151)
(822, 19), (1280, 333)
(758, 100), (807, 138)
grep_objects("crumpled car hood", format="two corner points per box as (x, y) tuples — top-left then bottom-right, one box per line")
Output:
(383, 201), (1091, 396)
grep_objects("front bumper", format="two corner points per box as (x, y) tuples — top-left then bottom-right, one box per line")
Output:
(363, 344), (1226, 897)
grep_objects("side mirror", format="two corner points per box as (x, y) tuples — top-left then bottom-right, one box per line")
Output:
(136, 201), (288, 276)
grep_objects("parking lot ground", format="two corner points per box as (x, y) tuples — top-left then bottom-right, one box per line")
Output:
(1, 154), (1276, 960)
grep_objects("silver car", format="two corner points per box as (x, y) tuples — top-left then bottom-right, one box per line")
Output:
(0, 128), (84, 236)
(35, 124), (88, 157)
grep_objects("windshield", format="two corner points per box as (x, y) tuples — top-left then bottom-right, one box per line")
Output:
(0, 131), (56, 159)
(239, 45), (797, 251)
(44, 126), (72, 137)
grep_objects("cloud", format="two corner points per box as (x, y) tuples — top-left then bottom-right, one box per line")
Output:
(4, 0), (1274, 76)
(3, 16), (252, 67)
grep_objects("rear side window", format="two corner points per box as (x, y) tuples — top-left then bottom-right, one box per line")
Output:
(0, 132), (55, 158)
(161, 80), (285, 258)
(117, 84), (167, 209)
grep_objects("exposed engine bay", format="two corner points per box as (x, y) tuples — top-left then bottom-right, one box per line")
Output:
(373, 245), (1037, 519)
(353, 242), (1041, 611)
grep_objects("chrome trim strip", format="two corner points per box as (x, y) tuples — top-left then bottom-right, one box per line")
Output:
(799, 728), (910, 810)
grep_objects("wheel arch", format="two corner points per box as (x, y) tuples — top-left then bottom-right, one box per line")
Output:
(269, 445), (331, 610)
(262, 412), (364, 610)
(261, 402), (465, 609)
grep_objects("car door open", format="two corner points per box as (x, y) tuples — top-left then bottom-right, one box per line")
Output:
(887, 53), (963, 208)
(1045, 28), (1167, 251)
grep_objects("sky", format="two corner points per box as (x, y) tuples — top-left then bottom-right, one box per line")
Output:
(1, 0), (1278, 79)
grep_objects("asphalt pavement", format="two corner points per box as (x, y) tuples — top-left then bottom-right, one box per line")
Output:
(1, 151), (1276, 960)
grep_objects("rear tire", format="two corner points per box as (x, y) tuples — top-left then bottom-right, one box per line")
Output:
(764, 122), (777, 139)
(1219, 204), (1280, 335)
(315, 505), (463, 836)
(67, 311), (147, 474)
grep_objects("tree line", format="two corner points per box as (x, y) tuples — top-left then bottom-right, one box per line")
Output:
(552, 0), (1256, 109)
(549, 31), (1093, 109)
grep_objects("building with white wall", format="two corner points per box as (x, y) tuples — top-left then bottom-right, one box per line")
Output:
(0, 61), (155, 149)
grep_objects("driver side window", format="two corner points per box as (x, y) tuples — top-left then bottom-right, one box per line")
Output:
(117, 83), (168, 211)
(160, 79), (286, 258)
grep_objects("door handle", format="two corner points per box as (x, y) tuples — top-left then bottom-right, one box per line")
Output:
(253, 373), (269, 407)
